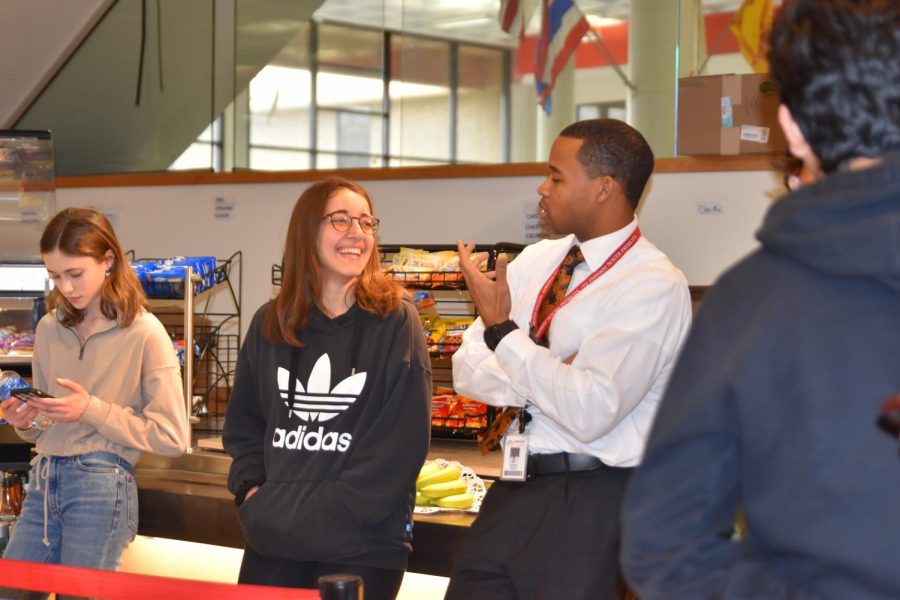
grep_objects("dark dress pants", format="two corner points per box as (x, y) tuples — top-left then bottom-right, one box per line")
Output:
(445, 465), (633, 600)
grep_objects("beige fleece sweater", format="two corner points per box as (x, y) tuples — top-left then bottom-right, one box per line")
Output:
(15, 309), (189, 464)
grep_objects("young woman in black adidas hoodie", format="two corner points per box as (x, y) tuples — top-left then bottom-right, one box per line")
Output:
(223, 177), (432, 599)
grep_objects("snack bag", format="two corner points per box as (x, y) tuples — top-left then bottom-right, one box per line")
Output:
(0, 370), (29, 424)
(431, 395), (454, 427)
(457, 396), (488, 429)
(439, 317), (474, 352)
(413, 290), (436, 312)
(419, 313), (446, 350)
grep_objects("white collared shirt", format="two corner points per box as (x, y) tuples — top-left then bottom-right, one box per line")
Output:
(452, 218), (692, 467)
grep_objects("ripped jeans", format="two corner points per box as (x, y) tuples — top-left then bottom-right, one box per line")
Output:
(2, 451), (138, 590)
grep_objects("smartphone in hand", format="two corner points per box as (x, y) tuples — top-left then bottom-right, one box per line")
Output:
(10, 387), (55, 403)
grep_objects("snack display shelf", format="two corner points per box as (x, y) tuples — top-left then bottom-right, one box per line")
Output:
(380, 243), (524, 291)
(129, 251), (242, 444)
(273, 243), (524, 442)
(427, 343), (461, 359)
(132, 259), (229, 300)
(271, 263), (469, 290)
(384, 270), (466, 289)
(0, 354), (31, 366)
(382, 243), (524, 441)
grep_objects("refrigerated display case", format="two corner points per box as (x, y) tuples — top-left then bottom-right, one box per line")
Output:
(0, 262), (44, 475)
(0, 261), (47, 373)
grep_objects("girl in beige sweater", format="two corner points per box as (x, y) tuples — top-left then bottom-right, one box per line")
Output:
(0, 207), (187, 582)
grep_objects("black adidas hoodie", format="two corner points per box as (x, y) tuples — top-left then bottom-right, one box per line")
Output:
(223, 297), (432, 570)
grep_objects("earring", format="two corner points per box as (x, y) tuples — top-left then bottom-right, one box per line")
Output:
(105, 269), (111, 278)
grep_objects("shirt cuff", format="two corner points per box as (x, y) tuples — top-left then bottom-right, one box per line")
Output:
(494, 327), (536, 380)
(79, 395), (111, 428)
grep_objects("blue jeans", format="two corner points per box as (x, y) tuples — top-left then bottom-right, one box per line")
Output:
(3, 451), (138, 575)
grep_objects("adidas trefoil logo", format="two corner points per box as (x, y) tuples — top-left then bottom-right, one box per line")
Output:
(278, 353), (367, 423)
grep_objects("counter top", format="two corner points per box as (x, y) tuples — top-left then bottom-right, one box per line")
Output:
(133, 439), (499, 576)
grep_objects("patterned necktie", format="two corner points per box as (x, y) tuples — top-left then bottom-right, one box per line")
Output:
(535, 245), (584, 343)
(479, 245), (584, 454)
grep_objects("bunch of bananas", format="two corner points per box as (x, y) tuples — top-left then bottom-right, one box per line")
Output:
(414, 461), (474, 509)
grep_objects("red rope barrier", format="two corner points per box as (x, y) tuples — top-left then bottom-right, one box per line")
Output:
(0, 558), (321, 599)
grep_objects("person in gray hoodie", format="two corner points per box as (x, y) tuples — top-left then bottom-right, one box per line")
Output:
(621, 2), (900, 599)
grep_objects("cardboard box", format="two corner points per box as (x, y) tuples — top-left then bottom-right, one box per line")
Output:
(677, 73), (787, 156)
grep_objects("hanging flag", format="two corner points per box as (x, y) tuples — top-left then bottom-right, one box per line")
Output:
(534, 0), (590, 115)
(730, 0), (774, 73)
(499, 0), (538, 39)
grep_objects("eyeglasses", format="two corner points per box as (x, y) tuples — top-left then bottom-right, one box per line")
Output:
(322, 211), (380, 235)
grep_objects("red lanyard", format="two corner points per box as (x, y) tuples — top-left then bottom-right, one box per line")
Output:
(530, 227), (641, 343)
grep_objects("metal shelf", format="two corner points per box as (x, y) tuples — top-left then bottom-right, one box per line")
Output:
(272, 243), (525, 441)
(133, 252), (242, 446)
(381, 243), (524, 440)
(0, 355), (31, 367)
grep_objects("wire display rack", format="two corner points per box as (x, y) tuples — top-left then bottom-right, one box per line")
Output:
(272, 243), (524, 441)
(381, 243), (524, 440)
(131, 251), (242, 438)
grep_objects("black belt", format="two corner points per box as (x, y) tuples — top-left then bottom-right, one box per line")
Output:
(527, 452), (607, 479)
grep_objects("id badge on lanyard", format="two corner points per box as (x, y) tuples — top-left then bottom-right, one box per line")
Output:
(500, 409), (532, 481)
(501, 434), (529, 481)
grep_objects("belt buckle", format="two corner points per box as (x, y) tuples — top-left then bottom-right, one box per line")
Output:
(525, 453), (544, 480)
(525, 453), (554, 479)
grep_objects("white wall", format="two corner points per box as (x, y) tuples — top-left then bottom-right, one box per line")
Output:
(55, 168), (782, 341)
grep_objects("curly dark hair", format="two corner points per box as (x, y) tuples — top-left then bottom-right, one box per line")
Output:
(768, 0), (900, 173)
(559, 119), (654, 210)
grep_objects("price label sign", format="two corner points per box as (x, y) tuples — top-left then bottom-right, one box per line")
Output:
(215, 197), (236, 220)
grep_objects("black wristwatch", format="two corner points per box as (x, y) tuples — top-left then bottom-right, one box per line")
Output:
(483, 319), (519, 351)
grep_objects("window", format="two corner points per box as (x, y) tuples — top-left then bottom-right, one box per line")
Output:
(576, 102), (626, 122)
(169, 0), (761, 173)
(226, 20), (508, 171)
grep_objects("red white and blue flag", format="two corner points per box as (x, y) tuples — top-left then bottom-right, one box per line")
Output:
(499, 0), (538, 39)
(534, 0), (590, 114)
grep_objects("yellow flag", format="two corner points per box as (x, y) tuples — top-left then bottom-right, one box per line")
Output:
(731, 0), (774, 73)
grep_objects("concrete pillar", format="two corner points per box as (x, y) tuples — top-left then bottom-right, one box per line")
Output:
(509, 79), (538, 162)
(223, 88), (249, 171)
(538, 58), (577, 158)
(628, 0), (702, 157)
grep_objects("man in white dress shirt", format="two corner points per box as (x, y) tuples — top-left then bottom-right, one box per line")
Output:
(444, 119), (692, 600)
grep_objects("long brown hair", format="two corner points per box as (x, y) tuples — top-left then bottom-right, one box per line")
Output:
(264, 177), (405, 347)
(40, 207), (148, 327)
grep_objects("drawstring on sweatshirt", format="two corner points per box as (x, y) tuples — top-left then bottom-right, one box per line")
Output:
(31, 454), (52, 546)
